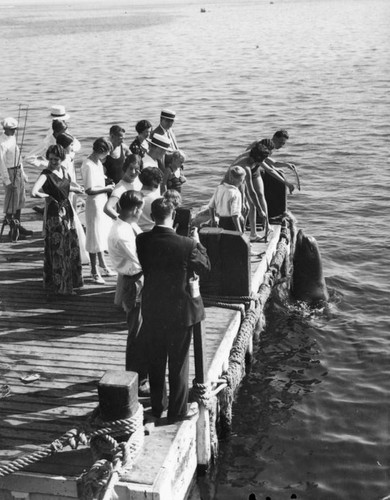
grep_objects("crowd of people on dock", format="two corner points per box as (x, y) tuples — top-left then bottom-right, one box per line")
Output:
(0, 104), (297, 422)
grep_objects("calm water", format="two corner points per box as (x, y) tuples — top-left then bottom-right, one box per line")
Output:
(1, 0), (389, 498)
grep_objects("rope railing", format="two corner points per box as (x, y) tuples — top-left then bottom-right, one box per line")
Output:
(193, 215), (295, 437)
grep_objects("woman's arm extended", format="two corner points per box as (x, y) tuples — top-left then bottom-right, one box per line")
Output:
(31, 174), (49, 198)
(263, 158), (295, 193)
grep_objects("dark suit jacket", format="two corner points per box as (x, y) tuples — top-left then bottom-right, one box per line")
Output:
(136, 226), (210, 328)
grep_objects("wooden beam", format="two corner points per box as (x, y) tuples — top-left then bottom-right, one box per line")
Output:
(192, 321), (211, 470)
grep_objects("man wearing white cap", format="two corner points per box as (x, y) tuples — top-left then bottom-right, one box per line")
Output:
(25, 105), (81, 214)
(25, 105), (81, 169)
(0, 117), (32, 240)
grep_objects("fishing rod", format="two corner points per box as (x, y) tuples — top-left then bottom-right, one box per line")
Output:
(16, 104), (29, 167)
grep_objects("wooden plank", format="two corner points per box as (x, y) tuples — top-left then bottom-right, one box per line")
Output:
(0, 169), (279, 498)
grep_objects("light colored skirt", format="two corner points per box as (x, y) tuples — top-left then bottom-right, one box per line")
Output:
(85, 193), (112, 253)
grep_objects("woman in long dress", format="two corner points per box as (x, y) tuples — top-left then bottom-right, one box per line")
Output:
(32, 144), (84, 296)
(56, 132), (89, 265)
(81, 137), (116, 284)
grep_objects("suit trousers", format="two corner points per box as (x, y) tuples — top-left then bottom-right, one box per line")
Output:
(122, 274), (148, 383)
(125, 304), (148, 383)
(145, 322), (193, 419)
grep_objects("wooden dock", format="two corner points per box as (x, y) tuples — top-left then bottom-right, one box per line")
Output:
(0, 194), (283, 499)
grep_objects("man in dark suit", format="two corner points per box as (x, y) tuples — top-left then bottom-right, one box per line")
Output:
(136, 197), (210, 422)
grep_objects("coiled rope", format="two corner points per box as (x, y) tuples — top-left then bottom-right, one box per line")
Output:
(78, 405), (145, 500)
(0, 403), (144, 481)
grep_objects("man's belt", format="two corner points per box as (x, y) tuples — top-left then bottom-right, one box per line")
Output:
(8, 165), (21, 170)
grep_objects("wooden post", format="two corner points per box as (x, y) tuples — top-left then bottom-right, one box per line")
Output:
(98, 370), (139, 421)
(193, 321), (211, 473)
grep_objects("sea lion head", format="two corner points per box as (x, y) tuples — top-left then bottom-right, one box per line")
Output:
(291, 229), (329, 305)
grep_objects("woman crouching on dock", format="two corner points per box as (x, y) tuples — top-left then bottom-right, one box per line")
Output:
(32, 144), (84, 296)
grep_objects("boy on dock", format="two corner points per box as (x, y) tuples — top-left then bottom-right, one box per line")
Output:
(208, 165), (246, 233)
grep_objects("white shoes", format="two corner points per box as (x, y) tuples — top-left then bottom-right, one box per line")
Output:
(100, 267), (117, 277)
(91, 273), (105, 284)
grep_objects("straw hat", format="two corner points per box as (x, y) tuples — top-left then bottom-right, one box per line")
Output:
(49, 105), (70, 121)
(147, 133), (172, 151)
(160, 109), (176, 121)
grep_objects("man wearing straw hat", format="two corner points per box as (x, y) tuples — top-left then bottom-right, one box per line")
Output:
(25, 105), (81, 169)
(0, 117), (32, 241)
(153, 109), (179, 151)
(142, 132), (172, 170)
(152, 109), (183, 190)
(26, 105), (81, 214)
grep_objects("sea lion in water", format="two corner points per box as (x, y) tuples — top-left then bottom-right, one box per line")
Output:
(291, 229), (329, 305)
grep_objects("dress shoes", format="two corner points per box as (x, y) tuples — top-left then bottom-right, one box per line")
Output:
(32, 206), (44, 215)
(19, 225), (33, 236)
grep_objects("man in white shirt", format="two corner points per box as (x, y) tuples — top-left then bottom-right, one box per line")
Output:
(0, 117), (32, 241)
(137, 167), (163, 231)
(25, 105), (81, 168)
(25, 105), (81, 214)
(108, 190), (148, 391)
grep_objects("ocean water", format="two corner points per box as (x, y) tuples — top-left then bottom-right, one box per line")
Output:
(0, 0), (389, 498)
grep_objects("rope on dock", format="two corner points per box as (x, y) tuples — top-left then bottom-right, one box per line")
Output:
(0, 402), (144, 490)
(77, 405), (145, 500)
(202, 299), (246, 318)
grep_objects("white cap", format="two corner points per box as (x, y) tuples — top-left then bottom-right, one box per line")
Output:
(2, 117), (18, 129)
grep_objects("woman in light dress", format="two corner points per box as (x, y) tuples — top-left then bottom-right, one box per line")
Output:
(81, 138), (116, 284)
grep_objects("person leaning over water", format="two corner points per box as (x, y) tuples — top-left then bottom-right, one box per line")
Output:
(107, 190), (148, 390)
(208, 165), (246, 233)
(231, 140), (294, 241)
(31, 144), (84, 296)
(130, 120), (152, 158)
(81, 137), (116, 285)
(247, 130), (296, 172)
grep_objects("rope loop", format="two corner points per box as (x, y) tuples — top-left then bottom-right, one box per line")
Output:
(50, 439), (63, 454)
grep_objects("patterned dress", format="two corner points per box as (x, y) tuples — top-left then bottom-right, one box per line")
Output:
(129, 137), (148, 158)
(41, 168), (83, 295)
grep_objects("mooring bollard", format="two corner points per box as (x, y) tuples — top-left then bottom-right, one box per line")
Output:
(98, 370), (139, 421)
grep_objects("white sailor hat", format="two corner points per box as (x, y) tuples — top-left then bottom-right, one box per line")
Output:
(2, 117), (18, 129)
(49, 104), (70, 121)
(160, 109), (176, 121)
(147, 133), (172, 151)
